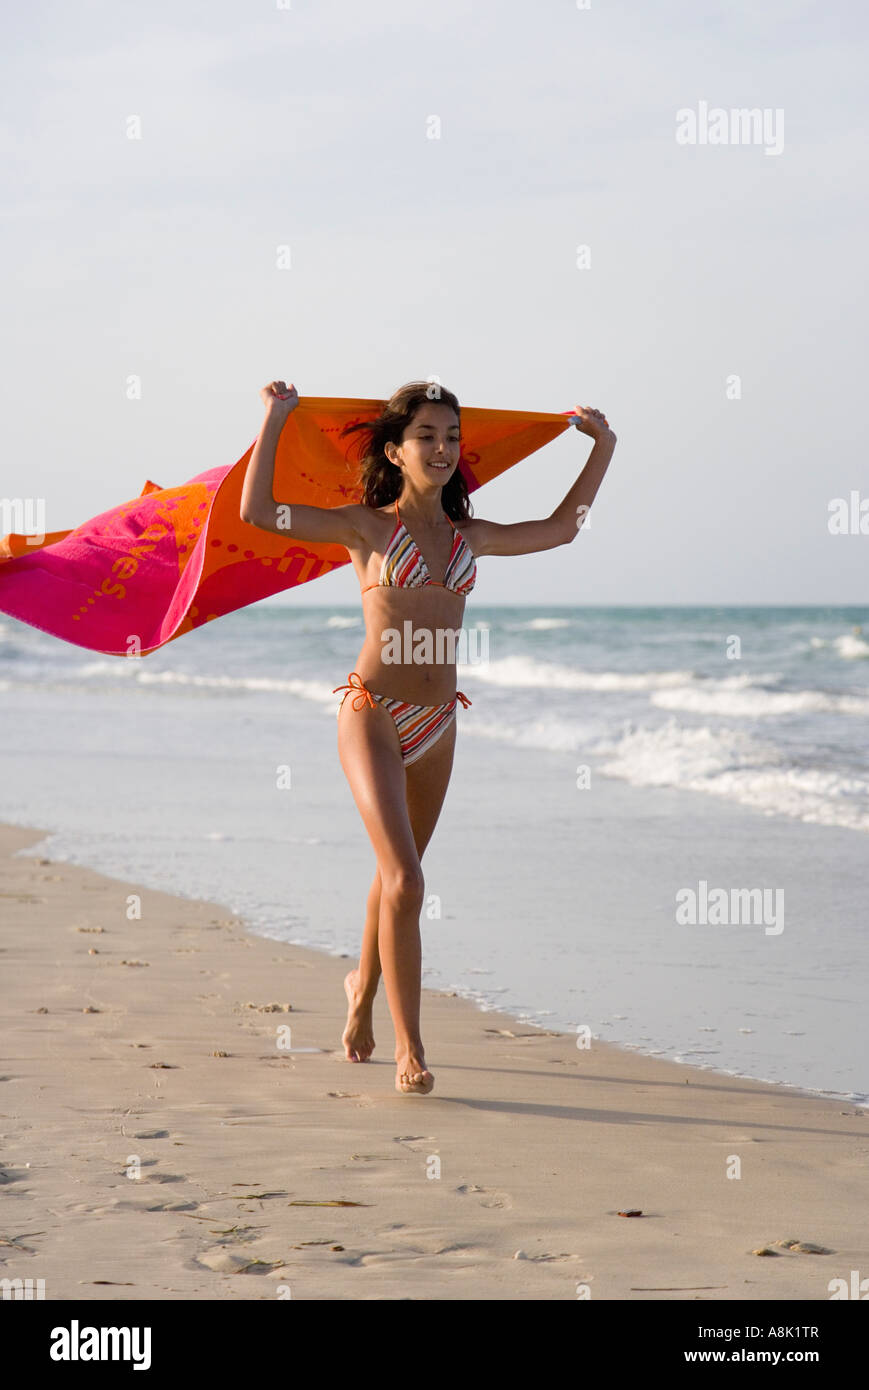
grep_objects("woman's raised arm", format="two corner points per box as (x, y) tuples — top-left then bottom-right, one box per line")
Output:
(470, 405), (617, 557)
(239, 381), (363, 548)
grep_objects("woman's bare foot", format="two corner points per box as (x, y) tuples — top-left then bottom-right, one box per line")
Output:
(395, 1048), (434, 1095)
(342, 970), (375, 1062)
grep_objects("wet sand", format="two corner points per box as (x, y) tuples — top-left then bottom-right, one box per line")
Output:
(2, 822), (866, 1301)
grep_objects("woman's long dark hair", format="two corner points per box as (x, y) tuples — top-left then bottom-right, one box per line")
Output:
(340, 381), (473, 522)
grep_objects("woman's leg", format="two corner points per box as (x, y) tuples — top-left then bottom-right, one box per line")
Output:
(344, 717), (457, 1061)
(337, 697), (457, 1092)
(342, 869), (382, 1062)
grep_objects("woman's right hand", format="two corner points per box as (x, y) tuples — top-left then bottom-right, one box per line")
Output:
(259, 380), (299, 421)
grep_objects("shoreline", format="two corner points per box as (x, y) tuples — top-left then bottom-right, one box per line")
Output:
(3, 600), (868, 1109)
(3, 819), (868, 1301)
(6, 812), (865, 1113)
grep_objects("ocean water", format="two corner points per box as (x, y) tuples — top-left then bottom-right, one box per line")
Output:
(2, 604), (868, 1104)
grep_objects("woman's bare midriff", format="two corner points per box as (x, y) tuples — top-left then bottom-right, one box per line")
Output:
(353, 586), (467, 705)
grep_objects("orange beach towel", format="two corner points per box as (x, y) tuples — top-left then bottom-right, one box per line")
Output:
(0, 395), (574, 656)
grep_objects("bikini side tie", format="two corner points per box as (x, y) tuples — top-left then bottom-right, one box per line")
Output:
(455, 691), (472, 709)
(332, 671), (378, 711)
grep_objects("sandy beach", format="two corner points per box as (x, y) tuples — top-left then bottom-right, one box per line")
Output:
(2, 820), (867, 1302)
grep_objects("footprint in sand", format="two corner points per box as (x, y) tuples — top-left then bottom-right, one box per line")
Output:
(196, 1246), (274, 1274)
(395, 1135), (438, 1152)
(775, 1238), (834, 1254)
(513, 1249), (581, 1263)
(348, 1153), (403, 1163)
(77, 1197), (200, 1214)
(455, 1183), (512, 1210)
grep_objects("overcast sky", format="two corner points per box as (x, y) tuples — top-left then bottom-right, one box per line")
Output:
(2, 0), (865, 605)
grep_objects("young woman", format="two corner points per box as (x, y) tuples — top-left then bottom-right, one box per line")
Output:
(240, 380), (616, 1095)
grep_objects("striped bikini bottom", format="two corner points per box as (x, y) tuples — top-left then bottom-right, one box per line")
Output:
(333, 671), (472, 767)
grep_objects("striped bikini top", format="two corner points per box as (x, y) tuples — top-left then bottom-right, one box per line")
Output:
(361, 498), (476, 597)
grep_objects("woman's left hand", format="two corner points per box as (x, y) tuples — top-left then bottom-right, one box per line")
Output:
(572, 406), (616, 444)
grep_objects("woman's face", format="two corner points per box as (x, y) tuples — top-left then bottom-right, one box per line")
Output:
(390, 403), (461, 482)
